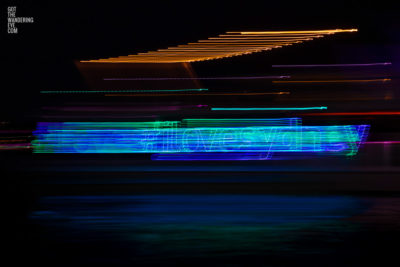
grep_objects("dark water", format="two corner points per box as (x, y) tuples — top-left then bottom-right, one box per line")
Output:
(3, 150), (400, 266)
(12, 192), (400, 266)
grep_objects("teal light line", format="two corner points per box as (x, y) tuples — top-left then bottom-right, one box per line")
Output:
(212, 107), (328, 111)
(40, 89), (209, 94)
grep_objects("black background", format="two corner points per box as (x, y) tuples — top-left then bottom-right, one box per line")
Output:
(3, 1), (400, 266)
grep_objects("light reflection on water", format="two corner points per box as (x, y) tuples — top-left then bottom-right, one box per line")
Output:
(29, 195), (390, 265)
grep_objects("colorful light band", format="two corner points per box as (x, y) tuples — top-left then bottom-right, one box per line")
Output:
(32, 119), (369, 157)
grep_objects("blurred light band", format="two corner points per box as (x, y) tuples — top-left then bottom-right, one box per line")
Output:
(105, 92), (290, 97)
(273, 79), (391, 83)
(303, 111), (400, 116)
(272, 78), (392, 83)
(151, 153), (272, 161)
(41, 89), (208, 94)
(182, 118), (300, 127)
(365, 141), (400, 144)
(212, 107), (327, 111)
(32, 119), (369, 157)
(103, 76), (289, 81)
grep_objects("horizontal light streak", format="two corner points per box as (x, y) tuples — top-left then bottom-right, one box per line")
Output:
(365, 141), (400, 144)
(151, 152), (273, 161)
(212, 107), (327, 111)
(196, 39), (313, 43)
(278, 96), (393, 102)
(208, 36), (323, 40)
(176, 43), (290, 46)
(234, 29), (358, 34)
(303, 111), (400, 116)
(273, 78), (391, 83)
(181, 118), (301, 127)
(218, 34), (325, 37)
(40, 89), (209, 94)
(105, 92), (290, 97)
(104, 75), (290, 81)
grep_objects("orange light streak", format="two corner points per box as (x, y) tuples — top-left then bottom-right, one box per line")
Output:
(81, 29), (357, 63)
